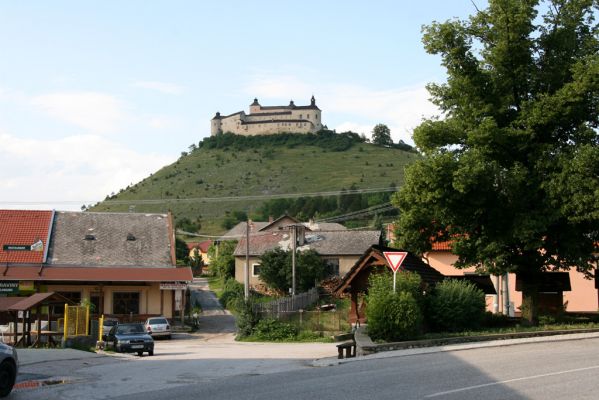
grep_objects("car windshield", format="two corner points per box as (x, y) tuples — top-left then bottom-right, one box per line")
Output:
(104, 320), (118, 326)
(148, 318), (167, 325)
(116, 324), (144, 334)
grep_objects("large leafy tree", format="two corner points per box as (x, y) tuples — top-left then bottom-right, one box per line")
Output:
(394, 0), (598, 325)
(259, 248), (328, 293)
(372, 124), (393, 146)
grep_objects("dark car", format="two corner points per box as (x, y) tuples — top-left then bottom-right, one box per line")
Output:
(0, 342), (18, 397)
(107, 323), (154, 356)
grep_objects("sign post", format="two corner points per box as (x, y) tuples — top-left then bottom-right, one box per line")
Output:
(383, 252), (408, 293)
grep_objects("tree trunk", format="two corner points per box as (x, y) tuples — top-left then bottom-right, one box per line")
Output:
(520, 278), (540, 326)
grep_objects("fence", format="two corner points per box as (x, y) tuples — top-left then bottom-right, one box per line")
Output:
(275, 309), (351, 335)
(253, 288), (319, 316)
(64, 304), (89, 338)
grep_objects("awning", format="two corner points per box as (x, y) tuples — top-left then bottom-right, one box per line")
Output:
(0, 266), (193, 283)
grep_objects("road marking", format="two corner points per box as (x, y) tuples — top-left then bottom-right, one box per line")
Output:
(425, 364), (599, 398)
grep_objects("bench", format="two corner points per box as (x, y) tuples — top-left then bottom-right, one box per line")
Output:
(336, 341), (356, 359)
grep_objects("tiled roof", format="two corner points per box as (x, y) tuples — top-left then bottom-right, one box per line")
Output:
(335, 245), (446, 294)
(0, 266), (192, 282)
(431, 240), (452, 251)
(234, 230), (381, 257)
(187, 240), (212, 253)
(0, 210), (53, 264)
(46, 211), (175, 267)
(220, 222), (270, 240)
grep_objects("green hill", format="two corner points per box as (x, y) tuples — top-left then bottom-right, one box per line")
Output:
(90, 132), (419, 235)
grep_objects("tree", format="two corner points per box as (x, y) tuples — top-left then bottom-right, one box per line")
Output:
(393, 0), (598, 325)
(372, 124), (393, 146)
(259, 248), (328, 293)
(175, 237), (190, 265)
(209, 241), (237, 279)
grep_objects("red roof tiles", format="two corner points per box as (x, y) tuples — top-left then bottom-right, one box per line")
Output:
(0, 210), (53, 264)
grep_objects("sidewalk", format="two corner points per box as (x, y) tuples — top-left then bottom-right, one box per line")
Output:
(18, 348), (105, 366)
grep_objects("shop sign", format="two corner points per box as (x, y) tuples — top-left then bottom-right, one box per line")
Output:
(19, 281), (35, 291)
(160, 282), (188, 290)
(3, 244), (30, 251)
(0, 281), (19, 294)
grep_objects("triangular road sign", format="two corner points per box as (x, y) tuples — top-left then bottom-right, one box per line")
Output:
(383, 251), (408, 273)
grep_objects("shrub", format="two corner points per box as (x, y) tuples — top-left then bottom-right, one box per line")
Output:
(235, 296), (261, 339)
(427, 279), (486, 332)
(220, 278), (244, 309)
(252, 318), (298, 341)
(366, 272), (423, 342)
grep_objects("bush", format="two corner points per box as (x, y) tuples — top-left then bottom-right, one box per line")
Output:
(427, 279), (486, 332)
(236, 296), (261, 339)
(252, 319), (298, 341)
(366, 272), (423, 342)
(220, 278), (244, 309)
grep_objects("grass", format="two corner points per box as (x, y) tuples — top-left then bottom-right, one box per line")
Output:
(207, 275), (224, 297)
(238, 332), (335, 343)
(90, 141), (416, 234)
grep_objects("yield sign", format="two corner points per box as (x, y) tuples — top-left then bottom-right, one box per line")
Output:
(383, 251), (408, 272)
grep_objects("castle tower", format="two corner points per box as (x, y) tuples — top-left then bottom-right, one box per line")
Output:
(211, 112), (222, 136)
(249, 98), (261, 114)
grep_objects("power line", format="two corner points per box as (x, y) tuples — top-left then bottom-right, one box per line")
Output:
(0, 187), (398, 206)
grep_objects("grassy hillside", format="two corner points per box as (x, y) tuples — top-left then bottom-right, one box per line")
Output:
(90, 134), (418, 234)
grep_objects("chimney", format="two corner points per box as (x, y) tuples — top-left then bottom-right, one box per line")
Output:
(268, 215), (274, 223)
(297, 225), (306, 246)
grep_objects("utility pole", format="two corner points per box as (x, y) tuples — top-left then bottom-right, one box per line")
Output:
(291, 225), (296, 297)
(244, 219), (250, 299)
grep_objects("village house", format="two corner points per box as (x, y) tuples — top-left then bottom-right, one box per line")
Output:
(233, 220), (381, 287)
(211, 96), (322, 136)
(186, 240), (212, 266)
(385, 224), (598, 315)
(0, 210), (192, 320)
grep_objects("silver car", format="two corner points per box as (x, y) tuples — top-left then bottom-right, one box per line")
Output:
(0, 342), (17, 397)
(144, 317), (171, 339)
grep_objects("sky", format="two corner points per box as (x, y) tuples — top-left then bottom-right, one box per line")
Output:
(0, 1), (487, 210)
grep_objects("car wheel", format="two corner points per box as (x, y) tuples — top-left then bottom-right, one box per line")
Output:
(113, 340), (119, 352)
(167, 334), (171, 340)
(0, 360), (16, 398)
(137, 351), (143, 356)
(149, 350), (154, 356)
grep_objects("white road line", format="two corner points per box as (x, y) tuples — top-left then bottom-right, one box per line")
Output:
(425, 364), (599, 398)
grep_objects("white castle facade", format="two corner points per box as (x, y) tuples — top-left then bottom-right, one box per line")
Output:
(211, 96), (322, 136)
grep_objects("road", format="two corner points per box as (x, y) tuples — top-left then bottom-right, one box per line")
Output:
(110, 337), (599, 400)
(13, 279), (599, 399)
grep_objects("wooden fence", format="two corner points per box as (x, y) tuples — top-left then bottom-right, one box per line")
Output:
(254, 288), (319, 316)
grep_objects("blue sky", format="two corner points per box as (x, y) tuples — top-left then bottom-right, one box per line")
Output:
(0, 1), (486, 210)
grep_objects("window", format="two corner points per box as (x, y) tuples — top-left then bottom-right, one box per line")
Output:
(252, 264), (261, 277)
(58, 291), (82, 303)
(325, 258), (340, 276)
(113, 292), (140, 315)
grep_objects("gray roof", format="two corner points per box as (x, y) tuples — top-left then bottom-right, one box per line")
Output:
(219, 221), (270, 241)
(46, 211), (174, 267)
(221, 219), (346, 241)
(234, 230), (381, 257)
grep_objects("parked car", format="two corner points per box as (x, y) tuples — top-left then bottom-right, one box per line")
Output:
(107, 323), (154, 356)
(102, 318), (119, 340)
(144, 317), (171, 339)
(0, 342), (18, 397)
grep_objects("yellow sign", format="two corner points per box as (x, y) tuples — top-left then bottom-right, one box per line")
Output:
(19, 281), (34, 291)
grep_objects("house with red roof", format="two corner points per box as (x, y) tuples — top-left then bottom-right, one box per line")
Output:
(386, 223), (599, 315)
(186, 240), (212, 266)
(0, 210), (192, 319)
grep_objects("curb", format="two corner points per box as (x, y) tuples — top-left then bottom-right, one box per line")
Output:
(312, 331), (599, 367)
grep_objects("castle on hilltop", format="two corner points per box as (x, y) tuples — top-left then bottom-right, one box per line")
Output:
(211, 96), (322, 136)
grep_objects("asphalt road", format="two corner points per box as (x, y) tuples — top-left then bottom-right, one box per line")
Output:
(108, 337), (599, 400)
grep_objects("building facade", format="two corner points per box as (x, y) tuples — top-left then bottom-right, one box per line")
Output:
(211, 96), (322, 136)
(0, 210), (192, 320)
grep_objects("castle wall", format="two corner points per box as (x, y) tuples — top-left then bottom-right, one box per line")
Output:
(212, 98), (322, 136)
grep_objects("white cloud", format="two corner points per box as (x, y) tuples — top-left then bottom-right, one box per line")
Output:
(0, 132), (174, 210)
(148, 116), (180, 129)
(31, 91), (128, 134)
(244, 74), (439, 144)
(132, 81), (185, 95)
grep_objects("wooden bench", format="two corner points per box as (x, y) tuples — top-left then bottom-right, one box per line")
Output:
(336, 341), (356, 359)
